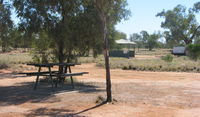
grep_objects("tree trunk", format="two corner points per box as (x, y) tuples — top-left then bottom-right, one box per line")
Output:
(102, 16), (112, 102)
(184, 39), (192, 45)
(58, 43), (65, 76)
(94, 0), (112, 102)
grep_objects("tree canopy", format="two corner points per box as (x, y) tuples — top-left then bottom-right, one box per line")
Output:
(13, 0), (130, 62)
(193, 2), (200, 13)
(156, 4), (200, 45)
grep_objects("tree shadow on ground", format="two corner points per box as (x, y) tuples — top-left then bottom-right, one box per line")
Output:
(0, 80), (104, 106)
(26, 102), (105, 117)
(0, 73), (20, 79)
(26, 108), (88, 117)
(72, 102), (105, 116)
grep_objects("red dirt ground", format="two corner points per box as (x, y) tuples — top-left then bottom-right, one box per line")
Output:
(0, 63), (200, 117)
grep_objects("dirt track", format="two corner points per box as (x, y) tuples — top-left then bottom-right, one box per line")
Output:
(0, 63), (200, 117)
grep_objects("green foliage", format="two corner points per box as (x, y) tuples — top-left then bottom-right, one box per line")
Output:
(130, 31), (161, 51)
(162, 54), (173, 63)
(114, 31), (127, 40)
(13, 0), (130, 63)
(157, 4), (200, 45)
(31, 31), (52, 63)
(130, 33), (143, 49)
(9, 28), (22, 48)
(187, 44), (200, 60)
(0, 1), (13, 52)
(148, 33), (161, 51)
(193, 2), (200, 13)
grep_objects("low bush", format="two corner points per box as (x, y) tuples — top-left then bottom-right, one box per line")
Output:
(162, 54), (173, 63)
(187, 44), (200, 60)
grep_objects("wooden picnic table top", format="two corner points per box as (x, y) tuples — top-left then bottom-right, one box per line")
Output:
(27, 63), (81, 67)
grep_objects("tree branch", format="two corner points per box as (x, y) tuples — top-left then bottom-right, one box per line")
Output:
(189, 25), (200, 40)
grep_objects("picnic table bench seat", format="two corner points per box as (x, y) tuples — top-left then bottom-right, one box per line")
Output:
(18, 71), (59, 76)
(18, 71), (89, 77)
(60, 72), (89, 77)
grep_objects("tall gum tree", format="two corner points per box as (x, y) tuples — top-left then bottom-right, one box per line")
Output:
(14, 0), (130, 102)
(157, 5), (200, 45)
(91, 0), (130, 102)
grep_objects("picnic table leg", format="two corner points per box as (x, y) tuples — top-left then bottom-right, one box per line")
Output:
(48, 67), (54, 89)
(55, 76), (58, 88)
(34, 66), (41, 90)
(69, 66), (74, 89)
(60, 66), (68, 87)
(54, 66), (62, 88)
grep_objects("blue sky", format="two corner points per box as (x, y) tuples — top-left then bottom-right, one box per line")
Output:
(115, 0), (200, 37)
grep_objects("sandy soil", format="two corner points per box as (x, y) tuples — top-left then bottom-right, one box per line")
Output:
(0, 63), (200, 117)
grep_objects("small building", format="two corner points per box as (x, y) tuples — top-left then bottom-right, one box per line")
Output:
(172, 46), (186, 55)
(109, 39), (136, 58)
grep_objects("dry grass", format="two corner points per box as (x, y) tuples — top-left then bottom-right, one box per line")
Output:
(135, 48), (171, 56)
(78, 56), (100, 63)
(77, 49), (200, 73)
(1, 49), (199, 72)
(0, 52), (32, 70)
(96, 56), (200, 72)
(0, 53), (32, 64)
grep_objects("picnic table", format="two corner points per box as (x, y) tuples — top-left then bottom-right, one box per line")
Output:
(19, 63), (88, 90)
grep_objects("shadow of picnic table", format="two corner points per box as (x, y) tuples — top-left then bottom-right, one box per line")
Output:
(0, 73), (20, 79)
(0, 80), (104, 106)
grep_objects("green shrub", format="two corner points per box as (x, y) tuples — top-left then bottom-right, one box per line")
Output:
(187, 44), (200, 60)
(162, 54), (173, 63)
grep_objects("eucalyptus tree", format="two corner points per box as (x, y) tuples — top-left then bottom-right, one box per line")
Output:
(139, 31), (160, 51)
(130, 33), (142, 50)
(73, 2), (103, 58)
(115, 31), (127, 40)
(14, 0), (86, 63)
(148, 33), (161, 51)
(157, 5), (200, 45)
(193, 2), (200, 44)
(90, 0), (130, 102)
(14, 0), (130, 102)
(9, 28), (23, 49)
(163, 31), (179, 48)
(0, 0), (13, 52)
(140, 30), (149, 46)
